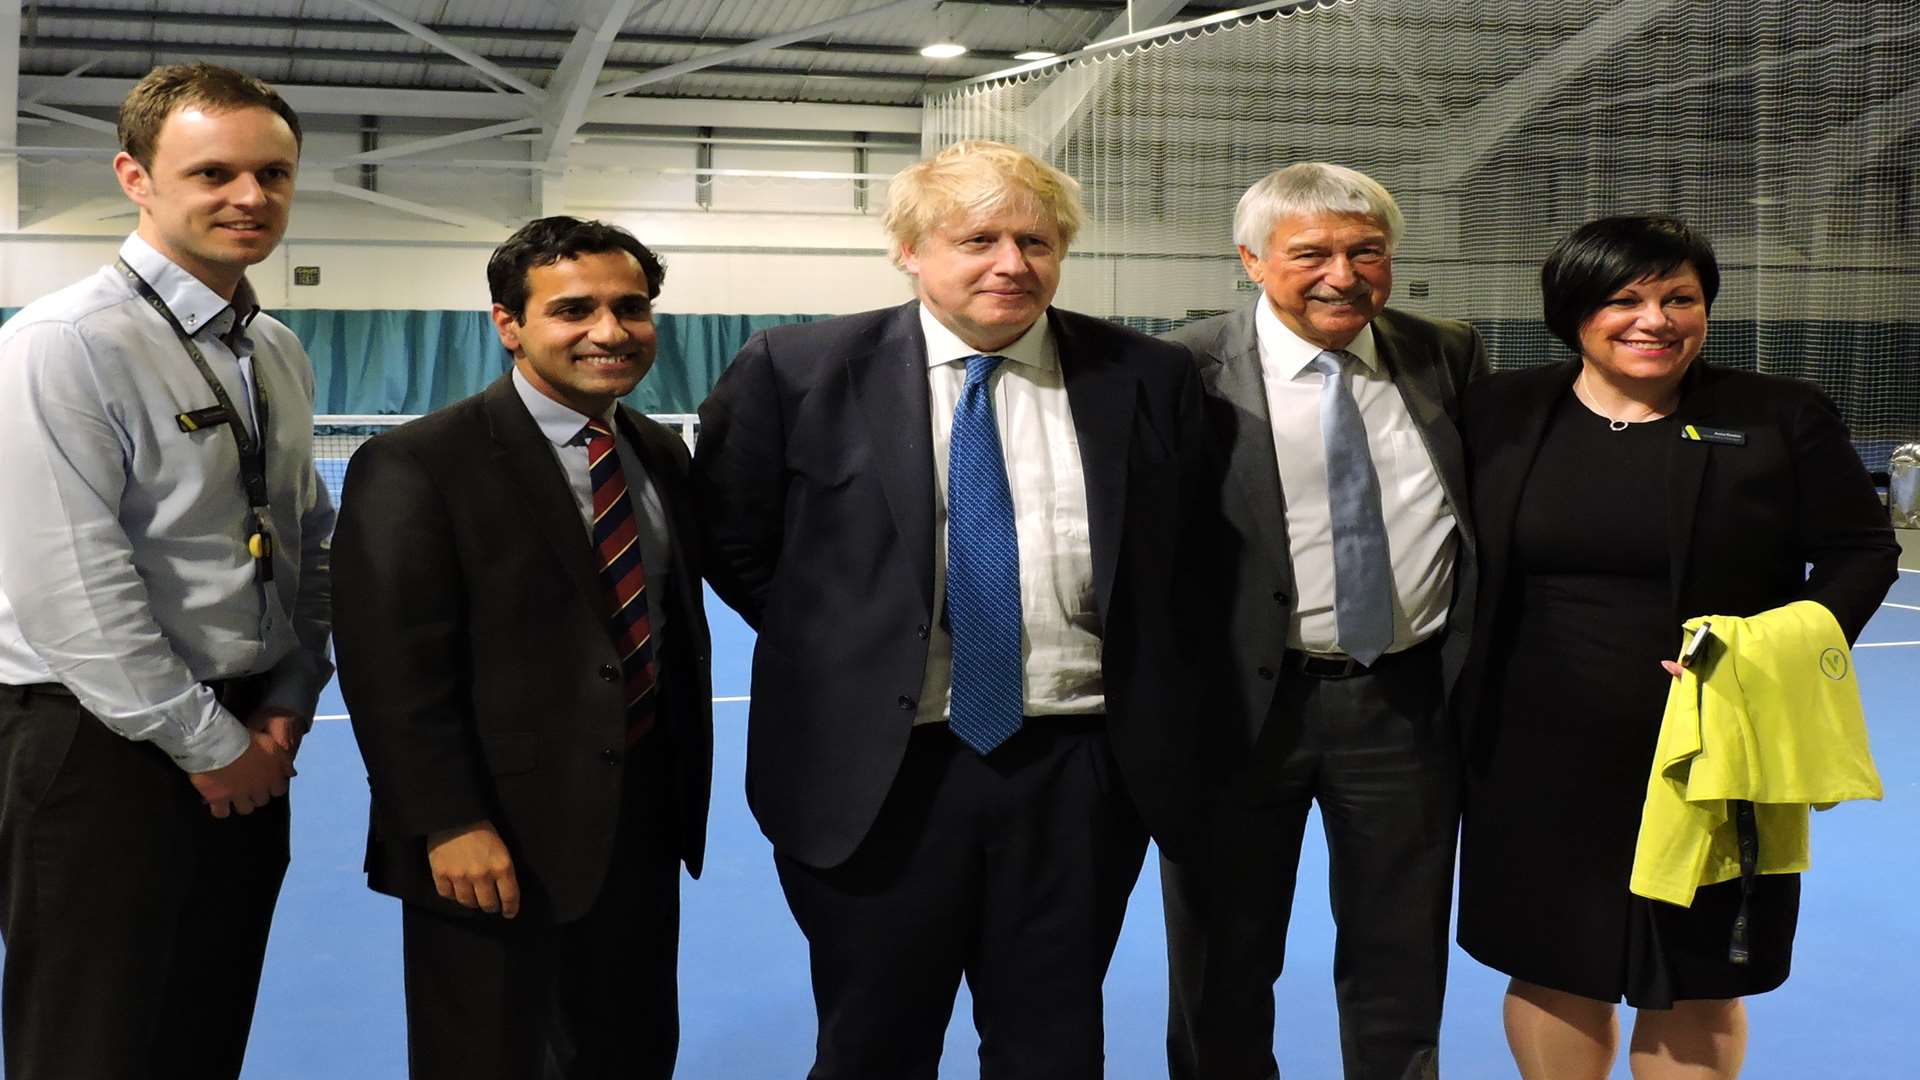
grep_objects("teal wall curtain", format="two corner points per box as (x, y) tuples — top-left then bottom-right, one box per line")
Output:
(1, 307), (822, 417)
(4, 306), (1910, 468)
(637, 313), (825, 414)
(284, 310), (826, 417)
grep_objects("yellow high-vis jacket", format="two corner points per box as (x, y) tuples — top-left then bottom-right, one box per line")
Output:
(1630, 600), (1882, 907)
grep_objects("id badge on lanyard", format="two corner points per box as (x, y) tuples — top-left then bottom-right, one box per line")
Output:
(115, 258), (275, 583)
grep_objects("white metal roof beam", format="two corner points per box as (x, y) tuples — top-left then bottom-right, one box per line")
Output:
(1025, 0), (1189, 158)
(22, 59), (100, 106)
(1442, 0), (1680, 183)
(18, 101), (117, 136)
(537, 0), (645, 213)
(539, 1), (640, 166)
(337, 0), (547, 100)
(348, 118), (542, 164)
(595, 0), (939, 98)
(21, 78), (923, 133)
(1, 0), (19, 231)
(304, 175), (503, 231)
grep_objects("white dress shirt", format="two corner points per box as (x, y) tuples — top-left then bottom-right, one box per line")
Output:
(511, 367), (672, 645)
(914, 305), (1103, 724)
(1253, 297), (1457, 654)
(0, 233), (335, 772)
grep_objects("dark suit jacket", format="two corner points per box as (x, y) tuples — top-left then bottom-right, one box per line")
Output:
(1453, 359), (1900, 768)
(333, 376), (713, 924)
(1164, 305), (1487, 753)
(693, 301), (1215, 869)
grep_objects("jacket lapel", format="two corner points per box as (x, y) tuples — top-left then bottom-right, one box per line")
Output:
(1666, 363), (1718, 616)
(1374, 311), (1473, 550)
(1053, 310), (1132, 620)
(848, 303), (937, 610)
(1476, 361), (1579, 616)
(615, 408), (702, 638)
(483, 375), (609, 621)
(1202, 306), (1295, 596)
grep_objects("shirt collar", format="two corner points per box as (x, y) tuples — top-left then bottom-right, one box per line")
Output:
(917, 303), (1057, 373)
(512, 367), (617, 447)
(119, 232), (259, 340)
(1251, 295), (1379, 379)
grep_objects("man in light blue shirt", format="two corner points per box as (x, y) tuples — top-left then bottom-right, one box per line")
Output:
(0, 63), (330, 1080)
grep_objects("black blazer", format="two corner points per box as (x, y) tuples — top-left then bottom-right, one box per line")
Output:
(1453, 359), (1899, 768)
(693, 302), (1216, 869)
(1165, 305), (1486, 754)
(333, 376), (714, 923)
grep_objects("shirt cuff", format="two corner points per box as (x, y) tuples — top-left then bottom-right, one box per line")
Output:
(258, 648), (335, 727)
(149, 698), (253, 774)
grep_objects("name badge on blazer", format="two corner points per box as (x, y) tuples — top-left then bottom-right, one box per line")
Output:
(1680, 425), (1745, 446)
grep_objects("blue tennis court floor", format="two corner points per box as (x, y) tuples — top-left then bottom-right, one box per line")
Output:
(4, 572), (1917, 1077)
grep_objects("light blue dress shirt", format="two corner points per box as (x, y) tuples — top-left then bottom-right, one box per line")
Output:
(510, 368), (672, 646)
(0, 233), (335, 773)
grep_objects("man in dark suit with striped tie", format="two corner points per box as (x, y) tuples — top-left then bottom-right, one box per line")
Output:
(332, 217), (712, 1080)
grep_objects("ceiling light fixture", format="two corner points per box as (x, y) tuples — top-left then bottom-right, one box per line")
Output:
(921, 41), (968, 59)
(1012, 49), (1058, 61)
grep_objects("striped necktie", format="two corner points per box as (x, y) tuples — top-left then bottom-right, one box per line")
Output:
(585, 418), (659, 743)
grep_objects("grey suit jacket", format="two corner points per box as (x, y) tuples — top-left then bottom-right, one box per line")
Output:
(1164, 304), (1486, 752)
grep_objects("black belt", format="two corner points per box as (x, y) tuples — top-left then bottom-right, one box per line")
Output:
(1284, 636), (1438, 680)
(6, 674), (267, 709)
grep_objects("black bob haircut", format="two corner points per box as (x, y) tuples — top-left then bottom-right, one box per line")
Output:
(487, 216), (667, 322)
(1540, 215), (1719, 354)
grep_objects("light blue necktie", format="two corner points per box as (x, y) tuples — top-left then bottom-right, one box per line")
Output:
(946, 354), (1024, 754)
(1310, 349), (1394, 666)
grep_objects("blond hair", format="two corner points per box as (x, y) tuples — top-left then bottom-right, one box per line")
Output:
(882, 140), (1083, 267)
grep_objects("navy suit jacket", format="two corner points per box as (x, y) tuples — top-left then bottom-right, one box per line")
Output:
(694, 301), (1215, 869)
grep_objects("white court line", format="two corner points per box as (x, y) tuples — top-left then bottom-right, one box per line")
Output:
(1883, 602), (1920, 613)
(1856, 641), (1920, 649)
(315, 696), (753, 721)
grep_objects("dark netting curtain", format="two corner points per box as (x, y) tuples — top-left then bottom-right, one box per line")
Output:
(923, 0), (1918, 470)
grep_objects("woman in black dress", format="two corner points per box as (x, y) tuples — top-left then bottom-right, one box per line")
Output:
(1452, 216), (1898, 1078)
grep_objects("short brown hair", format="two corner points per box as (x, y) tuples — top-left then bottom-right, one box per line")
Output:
(118, 63), (302, 169)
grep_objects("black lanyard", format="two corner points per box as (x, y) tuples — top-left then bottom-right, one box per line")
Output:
(115, 258), (275, 583)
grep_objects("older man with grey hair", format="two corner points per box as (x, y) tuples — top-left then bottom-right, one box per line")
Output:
(1161, 162), (1486, 1080)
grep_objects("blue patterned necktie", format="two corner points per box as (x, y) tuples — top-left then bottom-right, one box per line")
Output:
(1309, 349), (1394, 666)
(945, 354), (1024, 755)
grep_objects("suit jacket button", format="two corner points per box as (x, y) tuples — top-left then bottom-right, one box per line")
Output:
(1257, 665), (1275, 680)
(916, 624), (930, 640)
(897, 695), (916, 710)
(1272, 590), (1286, 603)
(598, 664), (618, 681)
(601, 747), (619, 765)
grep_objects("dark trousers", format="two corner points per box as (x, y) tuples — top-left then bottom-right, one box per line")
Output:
(400, 733), (682, 1080)
(1163, 646), (1460, 1080)
(776, 719), (1149, 1080)
(0, 682), (290, 1080)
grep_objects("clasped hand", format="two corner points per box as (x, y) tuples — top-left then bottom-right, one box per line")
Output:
(187, 707), (304, 819)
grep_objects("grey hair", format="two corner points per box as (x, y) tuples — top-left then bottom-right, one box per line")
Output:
(1232, 162), (1404, 256)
